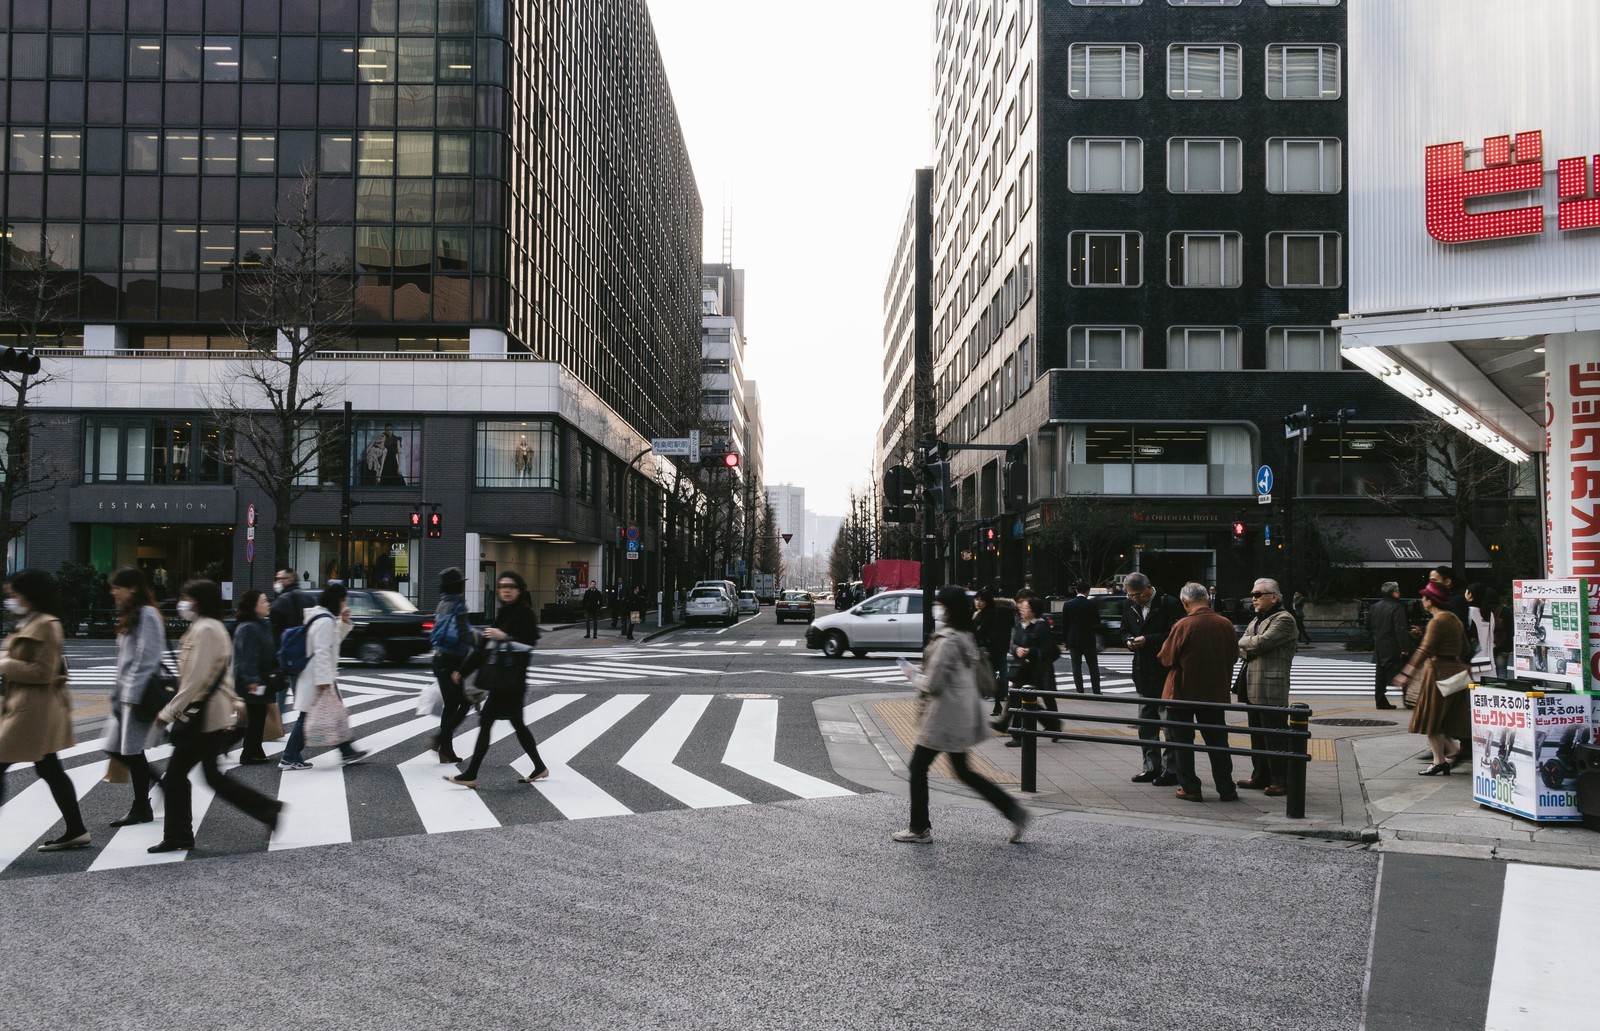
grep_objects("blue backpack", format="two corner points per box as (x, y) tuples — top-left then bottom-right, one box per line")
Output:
(277, 613), (332, 675)
(430, 600), (469, 655)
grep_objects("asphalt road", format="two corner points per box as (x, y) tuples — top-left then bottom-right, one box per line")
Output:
(4, 610), (1588, 1029)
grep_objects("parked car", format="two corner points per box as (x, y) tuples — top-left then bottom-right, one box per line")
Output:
(293, 588), (430, 665)
(694, 580), (740, 605)
(737, 590), (760, 616)
(774, 590), (816, 625)
(684, 586), (737, 627)
(805, 588), (924, 658)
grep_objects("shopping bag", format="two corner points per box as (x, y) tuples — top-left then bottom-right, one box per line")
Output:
(263, 704), (284, 741)
(303, 690), (351, 747)
(105, 755), (130, 784)
(416, 679), (444, 717)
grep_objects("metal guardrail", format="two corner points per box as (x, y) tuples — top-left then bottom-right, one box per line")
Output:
(1007, 689), (1314, 818)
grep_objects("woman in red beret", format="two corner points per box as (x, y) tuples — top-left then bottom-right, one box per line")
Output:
(1394, 583), (1470, 775)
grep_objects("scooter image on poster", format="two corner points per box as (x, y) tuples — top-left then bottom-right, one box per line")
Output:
(1537, 725), (1593, 791)
(1481, 727), (1518, 784)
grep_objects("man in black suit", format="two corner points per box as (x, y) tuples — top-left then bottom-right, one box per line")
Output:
(1123, 572), (1184, 785)
(1060, 583), (1102, 695)
(1367, 581), (1407, 709)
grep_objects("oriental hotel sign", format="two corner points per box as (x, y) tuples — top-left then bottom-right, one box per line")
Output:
(1426, 130), (1600, 242)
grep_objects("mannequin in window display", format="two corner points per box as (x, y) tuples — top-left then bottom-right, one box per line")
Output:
(378, 423), (407, 486)
(362, 436), (386, 485)
(515, 434), (534, 480)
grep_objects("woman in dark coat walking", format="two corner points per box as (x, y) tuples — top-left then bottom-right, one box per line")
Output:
(106, 566), (166, 826)
(231, 589), (278, 765)
(445, 571), (548, 788)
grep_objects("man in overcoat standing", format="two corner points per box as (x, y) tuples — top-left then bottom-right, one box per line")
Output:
(1237, 577), (1299, 797)
(1061, 583), (1103, 694)
(1368, 581), (1407, 709)
(1158, 583), (1241, 802)
(1123, 572), (1183, 785)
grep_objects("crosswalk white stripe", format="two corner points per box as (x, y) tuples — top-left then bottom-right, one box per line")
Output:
(796, 665), (886, 677)
(0, 760), (108, 873)
(523, 668), (643, 683)
(679, 642), (704, 648)
(512, 695), (648, 819)
(618, 696), (747, 809)
(743, 640), (767, 648)
(722, 700), (854, 799)
(400, 694), (584, 835)
(269, 764), (350, 852)
(777, 639), (799, 647)
(89, 764), (221, 870)
(1485, 864), (1600, 1029)
(577, 661), (723, 676)
(379, 672), (438, 684)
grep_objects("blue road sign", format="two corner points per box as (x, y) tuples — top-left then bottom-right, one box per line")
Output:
(626, 539), (640, 553)
(1256, 465), (1274, 495)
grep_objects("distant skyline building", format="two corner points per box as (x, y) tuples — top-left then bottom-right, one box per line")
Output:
(879, 167), (935, 488)
(765, 484), (806, 558)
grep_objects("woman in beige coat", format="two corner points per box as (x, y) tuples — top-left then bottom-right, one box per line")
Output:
(893, 586), (1029, 845)
(0, 569), (89, 851)
(1396, 583), (1470, 776)
(150, 580), (280, 854)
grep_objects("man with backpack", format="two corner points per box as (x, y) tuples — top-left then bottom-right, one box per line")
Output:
(427, 568), (474, 764)
(269, 569), (305, 642)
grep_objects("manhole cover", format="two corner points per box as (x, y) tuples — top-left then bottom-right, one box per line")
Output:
(1310, 718), (1397, 727)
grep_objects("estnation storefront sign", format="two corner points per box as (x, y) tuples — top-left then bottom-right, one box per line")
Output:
(66, 486), (234, 524)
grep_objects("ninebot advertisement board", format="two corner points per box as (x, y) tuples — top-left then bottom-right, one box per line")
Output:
(1510, 579), (1589, 690)
(1471, 688), (1597, 822)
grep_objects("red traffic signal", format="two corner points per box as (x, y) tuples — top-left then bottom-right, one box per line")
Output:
(1231, 520), (1246, 546)
(409, 511), (423, 531)
(723, 452), (740, 469)
(427, 511), (443, 539)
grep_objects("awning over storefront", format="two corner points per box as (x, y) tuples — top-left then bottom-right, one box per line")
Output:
(1317, 515), (1491, 570)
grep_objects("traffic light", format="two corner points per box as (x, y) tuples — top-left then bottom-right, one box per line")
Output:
(883, 465), (915, 524)
(722, 451), (739, 469)
(925, 459), (951, 516)
(0, 347), (41, 375)
(1003, 442), (1028, 511)
(983, 526), (998, 554)
(409, 510), (423, 533)
(1231, 517), (1246, 547)
(701, 448), (740, 469)
(1283, 409), (1315, 440)
(427, 510), (443, 539)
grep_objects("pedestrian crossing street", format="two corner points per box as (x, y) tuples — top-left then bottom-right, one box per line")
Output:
(1, 678), (856, 879)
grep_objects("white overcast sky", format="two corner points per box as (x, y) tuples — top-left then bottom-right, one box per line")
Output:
(647, 1), (933, 516)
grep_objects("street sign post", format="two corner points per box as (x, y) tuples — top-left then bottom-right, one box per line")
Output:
(649, 432), (702, 464)
(1256, 464), (1274, 505)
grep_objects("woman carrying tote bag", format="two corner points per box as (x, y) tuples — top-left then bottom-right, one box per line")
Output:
(445, 571), (547, 788)
(105, 566), (166, 827)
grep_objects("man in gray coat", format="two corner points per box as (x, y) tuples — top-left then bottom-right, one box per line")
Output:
(1368, 581), (1408, 710)
(1236, 577), (1298, 797)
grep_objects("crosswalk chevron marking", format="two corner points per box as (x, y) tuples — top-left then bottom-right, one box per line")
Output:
(0, 760), (108, 873)
(618, 695), (747, 809)
(723, 700), (853, 799)
(513, 694), (648, 819)
(400, 694), (584, 835)
(577, 661), (723, 677)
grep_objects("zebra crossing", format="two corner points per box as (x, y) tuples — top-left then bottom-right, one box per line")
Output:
(0, 684), (856, 879)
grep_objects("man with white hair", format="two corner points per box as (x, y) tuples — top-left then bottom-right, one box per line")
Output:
(1236, 577), (1299, 797)
(1157, 583), (1241, 802)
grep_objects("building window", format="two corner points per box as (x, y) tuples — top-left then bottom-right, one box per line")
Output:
(577, 439), (597, 503)
(81, 417), (233, 485)
(1267, 232), (1342, 288)
(1069, 44), (1143, 100)
(1057, 423), (1253, 496)
(1267, 327), (1342, 370)
(1167, 138), (1241, 193)
(1003, 357), (1017, 408)
(1168, 232), (1242, 288)
(1017, 336), (1033, 394)
(1070, 232), (1142, 287)
(1069, 137), (1143, 193)
(292, 420), (350, 488)
(476, 420), (561, 489)
(1266, 44), (1341, 100)
(1019, 65), (1033, 126)
(1069, 326), (1142, 369)
(989, 372), (1002, 420)
(1166, 44), (1241, 100)
(1266, 138), (1342, 194)
(351, 420), (421, 487)
(1168, 327), (1242, 370)
(1018, 154), (1034, 212)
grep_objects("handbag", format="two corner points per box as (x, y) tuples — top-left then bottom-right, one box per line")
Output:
(1232, 659), (1251, 702)
(303, 688), (351, 747)
(135, 662), (179, 721)
(475, 642), (526, 695)
(167, 664), (230, 750)
(262, 703), (285, 741)
(1437, 669), (1474, 697)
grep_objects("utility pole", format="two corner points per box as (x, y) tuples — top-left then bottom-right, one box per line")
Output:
(340, 401), (353, 580)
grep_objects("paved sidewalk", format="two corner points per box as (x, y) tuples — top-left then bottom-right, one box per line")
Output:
(817, 687), (1600, 869)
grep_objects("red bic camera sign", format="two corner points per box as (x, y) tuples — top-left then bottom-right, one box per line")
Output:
(1426, 130), (1600, 243)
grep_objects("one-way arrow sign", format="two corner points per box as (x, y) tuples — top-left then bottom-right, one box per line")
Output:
(1256, 465), (1274, 495)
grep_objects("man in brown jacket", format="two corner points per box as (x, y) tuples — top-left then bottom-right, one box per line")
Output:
(1157, 582), (1240, 803)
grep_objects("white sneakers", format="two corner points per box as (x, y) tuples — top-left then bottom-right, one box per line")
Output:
(891, 827), (932, 843)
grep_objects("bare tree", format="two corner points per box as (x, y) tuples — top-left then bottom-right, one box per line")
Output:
(206, 174), (354, 569)
(1029, 493), (1138, 590)
(1363, 417), (1520, 577)
(0, 240), (75, 565)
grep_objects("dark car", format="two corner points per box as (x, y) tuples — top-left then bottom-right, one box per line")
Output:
(291, 588), (430, 665)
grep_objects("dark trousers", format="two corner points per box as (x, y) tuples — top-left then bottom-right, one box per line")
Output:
(1069, 646), (1101, 693)
(0, 754), (85, 837)
(907, 745), (1022, 833)
(433, 654), (470, 758)
(1247, 707), (1290, 786)
(162, 731), (278, 841)
(623, 611), (635, 639)
(584, 611), (600, 636)
(1374, 656), (1405, 705)
(1007, 681), (1061, 735)
(1132, 666), (1176, 774)
(1169, 705), (1234, 796)
(610, 604), (621, 628)
(109, 750), (154, 809)
(461, 707), (545, 780)
(241, 702), (269, 760)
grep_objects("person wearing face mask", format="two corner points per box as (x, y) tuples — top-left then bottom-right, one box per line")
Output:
(104, 566), (166, 826)
(893, 586), (1029, 844)
(268, 568), (306, 644)
(0, 569), (90, 852)
(150, 580), (281, 853)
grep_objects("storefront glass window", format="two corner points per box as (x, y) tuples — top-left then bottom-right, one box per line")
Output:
(1058, 423), (1253, 496)
(476, 420), (560, 488)
(289, 528), (420, 602)
(82, 416), (232, 484)
(351, 419), (421, 487)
